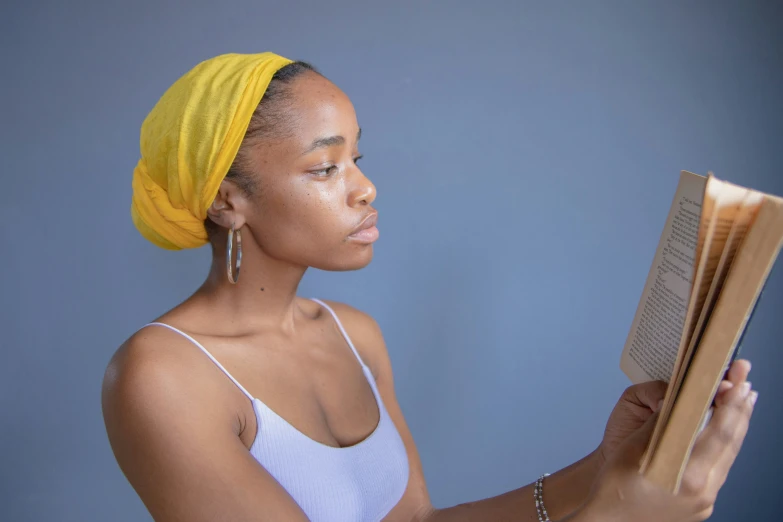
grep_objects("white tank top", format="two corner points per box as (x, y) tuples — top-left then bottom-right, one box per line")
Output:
(144, 298), (410, 521)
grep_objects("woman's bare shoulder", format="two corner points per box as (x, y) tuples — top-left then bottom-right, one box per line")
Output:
(103, 324), (201, 403)
(101, 323), (239, 442)
(101, 324), (309, 521)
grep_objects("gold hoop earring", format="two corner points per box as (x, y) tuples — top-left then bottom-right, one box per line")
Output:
(226, 224), (242, 284)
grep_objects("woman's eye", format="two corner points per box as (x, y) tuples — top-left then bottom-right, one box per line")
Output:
(313, 165), (338, 177)
(312, 156), (362, 177)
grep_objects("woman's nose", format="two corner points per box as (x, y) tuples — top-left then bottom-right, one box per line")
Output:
(348, 169), (377, 207)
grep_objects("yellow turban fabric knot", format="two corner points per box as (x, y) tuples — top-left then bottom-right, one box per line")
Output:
(130, 52), (293, 250)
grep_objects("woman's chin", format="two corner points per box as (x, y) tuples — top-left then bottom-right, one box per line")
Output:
(316, 247), (375, 272)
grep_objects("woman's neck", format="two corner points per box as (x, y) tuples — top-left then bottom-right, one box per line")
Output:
(192, 243), (310, 335)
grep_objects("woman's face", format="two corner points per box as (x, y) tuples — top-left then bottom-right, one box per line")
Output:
(238, 72), (378, 272)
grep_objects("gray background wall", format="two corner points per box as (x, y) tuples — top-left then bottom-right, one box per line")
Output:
(1, 1), (781, 520)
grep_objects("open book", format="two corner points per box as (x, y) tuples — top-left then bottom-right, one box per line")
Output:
(619, 170), (783, 493)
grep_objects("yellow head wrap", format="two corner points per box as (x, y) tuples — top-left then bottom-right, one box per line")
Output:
(130, 52), (294, 250)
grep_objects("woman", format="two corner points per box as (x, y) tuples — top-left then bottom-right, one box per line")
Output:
(102, 52), (756, 522)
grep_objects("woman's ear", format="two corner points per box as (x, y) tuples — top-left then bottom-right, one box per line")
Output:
(206, 179), (248, 230)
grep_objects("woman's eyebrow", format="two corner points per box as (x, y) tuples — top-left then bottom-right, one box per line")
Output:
(300, 128), (362, 156)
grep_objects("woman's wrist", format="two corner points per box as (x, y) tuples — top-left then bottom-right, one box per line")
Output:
(416, 449), (605, 522)
(536, 448), (603, 521)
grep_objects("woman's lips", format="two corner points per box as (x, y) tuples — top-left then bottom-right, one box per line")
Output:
(348, 212), (379, 243)
(348, 225), (379, 243)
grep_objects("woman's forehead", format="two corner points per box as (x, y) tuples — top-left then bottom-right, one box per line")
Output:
(276, 77), (361, 154)
(249, 80), (360, 166)
(288, 75), (358, 133)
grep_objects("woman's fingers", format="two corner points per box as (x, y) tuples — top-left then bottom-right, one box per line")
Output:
(727, 359), (751, 384)
(683, 380), (756, 497)
(716, 380), (734, 395)
(623, 380), (668, 411)
(715, 359), (750, 407)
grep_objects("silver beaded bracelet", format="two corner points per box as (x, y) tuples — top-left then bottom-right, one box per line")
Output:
(534, 473), (551, 522)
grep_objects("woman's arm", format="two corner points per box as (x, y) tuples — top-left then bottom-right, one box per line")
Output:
(335, 301), (756, 522)
(421, 453), (600, 522)
(101, 332), (310, 522)
(328, 301), (601, 522)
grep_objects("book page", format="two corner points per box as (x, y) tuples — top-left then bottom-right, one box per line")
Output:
(710, 190), (767, 368)
(620, 171), (706, 384)
(668, 184), (763, 400)
(643, 194), (783, 492)
(671, 188), (764, 439)
(641, 176), (760, 471)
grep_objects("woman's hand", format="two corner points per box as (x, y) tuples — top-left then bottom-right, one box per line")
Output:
(575, 359), (756, 522)
(598, 380), (667, 465)
(598, 360), (751, 466)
